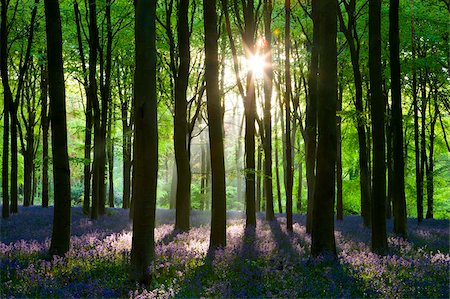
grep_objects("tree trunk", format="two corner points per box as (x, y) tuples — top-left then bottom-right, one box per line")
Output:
(297, 158), (303, 213)
(130, 0), (158, 284)
(204, 0), (227, 248)
(305, 0), (318, 234)
(107, 102), (115, 208)
(10, 106), (19, 213)
(336, 82), (343, 221)
(284, 0), (294, 231)
(200, 140), (206, 211)
(41, 61), (50, 208)
(263, 0), (275, 221)
(386, 102), (393, 219)
(311, 0), (337, 257)
(338, 0), (371, 227)
(369, 0), (388, 254)
(44, 0), (72, 256)
(1, 0), (11, 218)
(426, 96), (438, 219)
(419, 72), (427, 223)
(390, 0), (407, 236)
(243, 0), (257, 227)
(89, 0), (100, 220)
(411, 0), (423, 224)
(256, 144), (262, 212)
(74, 0), (91, 215)
(174, 0), (191, 231)
(275, 104), (283, 214)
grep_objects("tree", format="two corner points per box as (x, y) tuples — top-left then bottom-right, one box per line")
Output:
(89, 0), (100, 219)
(40, 58), (50, 208)
(284, 0), (293, 231)
(305, 0), (318, 234)
(44, 0), (72, 256)
(311, 0), (337, 257)
(369, 0), (388, 254)
(263, 0), (275, 221)
(1, 0), (11, 218)
(174, 0), (192, 231)
(222, 0), (257, 227)
(338, 0), (372, 226)
(389, 0), (407, 237)
(204, 0), (226, 248)
(130, 0), (158, 284)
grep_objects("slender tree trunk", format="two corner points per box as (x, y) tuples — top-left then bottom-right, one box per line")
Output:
(243, 0), (257, 227)
(275, 105), (283, 214)
(41, 62), (50, 208)
(419, 72), (427, 223)
(174, 0), (191, 231)
(97, 0), (113, 215)
(256, 144), (262, 212)
(200, 140), (206, 211)
(386, 103), (393, 219)
(204, 0), (227, 248)
(411, 0), (422, 224)
(369, 0), (388, 254)
(336, 82), (343, 221)
(89, 0), (100, 220)
(311, 0), (337, 257)
(45, 0), (72, 256)
(130, 0), (158, 284)
(107, 102), (114, 208)
(306, 0), (318, 234)
(390, 0), (407, 235)
(74, 0), (91, 215)
(263, 0), (275, 221)
(338, 0), (371, 227)
(284, 0), (294, 231)
(426, 96), (437, 219)
(10, 107), (18, 213)
(296, 133), (303, 213)
(23, 125), (34, 207)
(1, 0), (11, 218)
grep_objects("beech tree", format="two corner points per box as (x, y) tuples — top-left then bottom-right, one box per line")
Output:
(204, 0), (227, 248)
(129, 0), (158, 284)
(311, 0), (337, 257)
(369, 0), (388, 254)
(44, 0), (72, 256)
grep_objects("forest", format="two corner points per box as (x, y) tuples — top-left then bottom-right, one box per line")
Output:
(1, 0), (449, 297)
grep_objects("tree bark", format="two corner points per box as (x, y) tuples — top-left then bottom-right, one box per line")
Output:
(426, 95), (438, 219)
(369, 0), (388, 254)
(336, 81), (343, 221)
(256, 144), (262, 212)
(390, 0), (407, 235)
(89, 0), (100, 219)
(74, 0), (91, 215)
(306, 0), (318, 234)
(130, 0), (158, 284)
(338, 3), (371, 227)
(41, 60), (50, 208)
(44, 0), (72, 256)
(263, 0), (275, 221)
(174, 0), (191, 231)
(284, 0), (294, 231)
(204, 0), (227, 248)
(1, 0), (11, 218)
(311, 0), (337, 257)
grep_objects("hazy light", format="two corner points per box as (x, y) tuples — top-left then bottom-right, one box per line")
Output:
(247, 53), (266, 79)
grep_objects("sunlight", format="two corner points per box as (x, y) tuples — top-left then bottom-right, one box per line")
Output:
(246, 53), (266, 79)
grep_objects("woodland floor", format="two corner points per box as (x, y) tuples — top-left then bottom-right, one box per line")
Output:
(1, 206), (449, 298)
